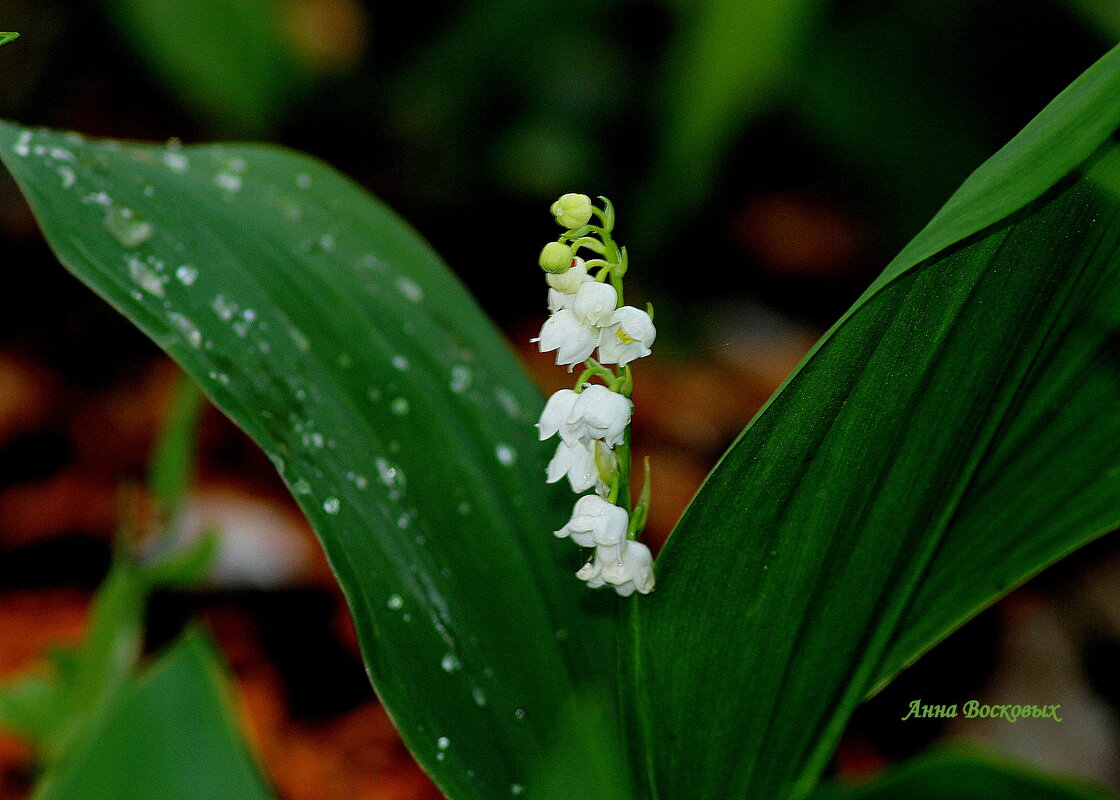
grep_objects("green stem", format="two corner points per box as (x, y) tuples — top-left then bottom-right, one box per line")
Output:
(569, 236), (607, 255)
(615, 426), (632, 515)
(574, 360), (616, 389)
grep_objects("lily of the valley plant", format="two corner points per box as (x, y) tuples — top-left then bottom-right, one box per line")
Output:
(534, 194), (655, 596)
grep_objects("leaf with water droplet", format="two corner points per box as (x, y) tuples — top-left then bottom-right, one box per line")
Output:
(0, 120), (617, 800)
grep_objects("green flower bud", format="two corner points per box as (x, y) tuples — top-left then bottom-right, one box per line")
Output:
(550, 193), (593, 229)
(539, 241), (574, 274)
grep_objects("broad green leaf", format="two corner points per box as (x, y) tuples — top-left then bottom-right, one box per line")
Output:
(624, 43), (1120, 800)
(0, 33), (18, 48)
(0, 121), (616, 798)
(33, 633), (274, 800)
(811, 749), (1116, 800)
(102, 0), (307, 134)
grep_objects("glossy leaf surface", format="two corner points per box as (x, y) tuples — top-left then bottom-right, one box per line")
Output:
(0, 122), (613, 799)
(625, 44), (1120, 800)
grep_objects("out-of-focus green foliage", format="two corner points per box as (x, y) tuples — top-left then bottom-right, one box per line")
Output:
(0, 33), (18, 48)
(0, 361), (227, 790)
(33, 633), (275, 800)
(811, 749), (1117, 800)
(637, 0), (825, 235)
(101, 0), (310, 135)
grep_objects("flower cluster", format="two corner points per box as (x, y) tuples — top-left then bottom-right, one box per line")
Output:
(533, 194), (655, 597)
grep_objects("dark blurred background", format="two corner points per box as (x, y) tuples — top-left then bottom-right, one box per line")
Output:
(1, 0), (1120, 797)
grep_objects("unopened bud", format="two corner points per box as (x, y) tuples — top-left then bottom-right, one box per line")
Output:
(539, 241), (573, 273)
(550, 193), (593, 230)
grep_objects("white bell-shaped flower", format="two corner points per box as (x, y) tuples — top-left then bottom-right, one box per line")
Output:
(547, 288), (574, 313)
(537, 389), (579, 442)
(576, 540), (655, 596)
(598, 306), (655, 366)
(554, 495), (629, 547)
(568, 385), (631, 447)
(537, 309), (598, 366)
(545, 256), (590, 294)
(572, 281), (618, 326)
(546, 439), (597, 492)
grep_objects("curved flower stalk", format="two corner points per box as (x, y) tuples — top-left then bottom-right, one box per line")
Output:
(533, 194), (656, 596)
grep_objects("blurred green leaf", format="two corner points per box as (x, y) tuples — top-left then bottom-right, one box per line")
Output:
(0, 557), (146, 758)
(141, 530), (217, 588)
(810, 749), (1117, 800)
(1068, 0), (1120, 42)
(0, 32), (18, 48)
(33, 632), (275, 800)
(0, 122), (618, 799)
(148, 371), (205, 520)
(624, 43), (1120, 800)
(101, 0), (306, 134)
(639, 0), (824, 233)
(0, 674), (60, 745)
(43, 562), (146, 760)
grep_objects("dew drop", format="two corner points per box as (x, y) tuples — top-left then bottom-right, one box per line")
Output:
(296, 173), (312, 189)
(457, 501), (471, 516)
(289, 327), (311, 353)
(167, 312), (202, 349)
(104, 205), (154, 247)
(337, 353), (352, 369)
(12, 131), (31, 157)
(495, 387), (520, 418)
(375, 458), (398, 486)
(472, 687), (487, 706)
(514, 709), (526, 720)
(293, 479), (312, 495)
(511, 785), (525, 796)
(323, 497), (340, 514)
(387, 594), (403, 610)
(437, 737), (450, 750)
(391, 355), (409, 371)
(441, 654), (460, 672)
(162, 152), (189, 173)
(450, 365), (472, 393)
(396, 277), (423, 302)
(57, 166), (76, 188)
(215, 171), (242, 193)
(495, 444), (516, 466)
(127, 256), (165, 297)
(211, 294), (238, 321)
(175, 265), (198, 285)
(390, 397), (409, 416)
